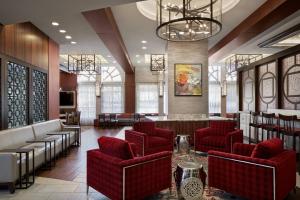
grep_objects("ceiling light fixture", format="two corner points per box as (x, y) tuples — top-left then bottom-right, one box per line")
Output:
(59, 29), (66, 33)
(67, 54), (101, 75)
(137, 60), (141, 63)
(51, 21), (59, 26)
(141, 40), (147, 44)
(107, 55), (112, 58)
(156, 0), (222, 41)
(65, 35), (72, 39)
(142, 46), (147, 50)
(113, 61), (117, 64)
(150, 54), (165, 71)
(136, 55), (140, 57)
(71, 41), (77, 44)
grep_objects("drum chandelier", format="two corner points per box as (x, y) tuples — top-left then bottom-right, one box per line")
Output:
(156, 0), (222, 41)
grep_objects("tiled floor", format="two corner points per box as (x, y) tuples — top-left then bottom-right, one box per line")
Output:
(0, 126), (300, 200)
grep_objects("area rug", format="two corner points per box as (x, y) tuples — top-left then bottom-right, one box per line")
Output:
(146, 152), (244, 200)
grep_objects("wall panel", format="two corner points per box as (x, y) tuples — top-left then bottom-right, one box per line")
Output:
(258, 62), (277, 111)
(281, 53), (300, 110)
(242, 69), (255, 111)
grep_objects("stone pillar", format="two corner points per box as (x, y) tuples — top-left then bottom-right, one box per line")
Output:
(167, 41), (208, 115)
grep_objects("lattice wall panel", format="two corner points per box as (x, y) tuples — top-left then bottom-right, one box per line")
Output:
(242, 69), (255, 111)
(32, 69), (48, 123)
(282, 53), (300, 110)
(258, 62), (277, 111)
(7, 62), (29, 128)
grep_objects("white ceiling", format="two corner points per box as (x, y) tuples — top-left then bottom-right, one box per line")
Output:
(0, 0), (299, 70)
(0, 0), (138, 70)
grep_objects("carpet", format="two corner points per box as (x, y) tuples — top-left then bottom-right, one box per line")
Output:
(146, 152), (245, 200)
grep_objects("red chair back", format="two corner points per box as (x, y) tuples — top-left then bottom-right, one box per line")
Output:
(209, 120), (236, 136)
(133, 121), (155, 135)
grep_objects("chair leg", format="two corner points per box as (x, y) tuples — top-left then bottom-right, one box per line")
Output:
(293, 135), (296, 151)
(8, 182), (15, 194)
(86, 185), (89, 194)
(255, 128), (259, 144)
(248, 126), (251, 144)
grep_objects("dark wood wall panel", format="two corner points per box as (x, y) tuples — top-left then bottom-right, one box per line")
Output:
(60, 71), (77, 91)
(242, 69), (255, 111)
(48, 39), (60, 120)
(281, 53), (300, 110)
(0, 22), (48, 70)
(124, 73), (135, 113)
(258, 62), (277, 111)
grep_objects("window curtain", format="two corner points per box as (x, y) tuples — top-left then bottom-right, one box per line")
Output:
(226, 81), (238, 113)
(209, 81), (221, 114)
(136, 83), (159, 113)
(101, 85), (124, 113)
(77, 82), (96, 125)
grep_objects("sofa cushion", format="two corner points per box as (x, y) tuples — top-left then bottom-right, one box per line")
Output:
(148, 136), (169, 147)
(32, 119), (62, 139)
(210, 120), (236, 136)
(200, 136), (226, 147)
(98, 136), (134, 160)
(251, 138), (284, 159)
(133, 121), (155, 135)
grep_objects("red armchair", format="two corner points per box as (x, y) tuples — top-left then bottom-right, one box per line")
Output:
(87, 136), (172, 200)
(125, 121), (174, 156)
(194, 120), (243, 153)
(208, 139), (296, 200)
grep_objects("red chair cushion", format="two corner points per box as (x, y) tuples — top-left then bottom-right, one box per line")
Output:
(148, 136), (170, 147)
(199, 136), (226, 148)
(251, 138), (284, 159)
(209, 120), (236, 136)
(97, 136), (134, 160)
(133, 121), (155, 135)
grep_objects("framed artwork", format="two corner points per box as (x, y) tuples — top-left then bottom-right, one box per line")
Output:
(174, 63), (202, 96)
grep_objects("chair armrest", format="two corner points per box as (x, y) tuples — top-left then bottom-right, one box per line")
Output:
(125, 130), (147, 156)
(87, 149), (123, 200)
(119, 151), (172, 199)
(225, 129), (243, 152)
(233, 143), (256, 156)
(0, 153), (18, 182)
(155, 128), (174, 141)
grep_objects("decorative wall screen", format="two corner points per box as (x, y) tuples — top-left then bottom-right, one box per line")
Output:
(242, 69), (255, 111)
(282, 53), (300, 110)
(7, 61), (29, 128)
(258, 62), (277, 111)
(32, 69), (48, 123)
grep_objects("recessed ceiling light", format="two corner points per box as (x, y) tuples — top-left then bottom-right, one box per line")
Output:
(141, 40), (147, 44)
(71, 41), (77, 44)
(107, 55), (112, 58)
(59, 29), (66, 33)
(113, 61), (117, 63)
(51, 22), (59, 26)
(137, 60), (141, 63)
(142, 46), (147, 50)
(136, 55), (140, 57)
(65, 35), (72, 39)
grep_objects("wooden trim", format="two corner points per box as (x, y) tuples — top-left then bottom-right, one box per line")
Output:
(82, 8), (134, 74)
(209, 0), (300, 58)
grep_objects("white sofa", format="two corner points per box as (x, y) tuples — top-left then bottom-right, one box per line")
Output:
(0, 119), (76, 193)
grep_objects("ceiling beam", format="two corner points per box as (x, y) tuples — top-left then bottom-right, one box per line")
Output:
(209, 0), (300, 61)
(82, 8), (134, 74)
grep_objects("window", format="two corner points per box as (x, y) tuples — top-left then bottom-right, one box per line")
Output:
(101, 66), (122, 82)
(136, 83), (158, 113)
(208, 66), (221, 114)
(101, 85), (123, 113)
(77, 80), (96, 125)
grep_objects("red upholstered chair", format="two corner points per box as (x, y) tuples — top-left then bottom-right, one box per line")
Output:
(87, 136), (172, 200)
(194, 120), (243, 153)
(208, 138), (296, 200)
(125, 121), (174, 156)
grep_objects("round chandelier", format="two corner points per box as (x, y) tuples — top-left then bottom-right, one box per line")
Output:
(156, 0), (222, 41)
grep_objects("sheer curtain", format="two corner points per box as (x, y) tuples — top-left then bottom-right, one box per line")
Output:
(101, 85), (124, 113)
(226, 81), (238, 113)
(136, 83), (159, 113)
(77, 82), (96, 125)
(208, 66), (221, 114)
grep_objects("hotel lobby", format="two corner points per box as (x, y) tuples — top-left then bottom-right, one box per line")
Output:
(0, 0), (300, 199)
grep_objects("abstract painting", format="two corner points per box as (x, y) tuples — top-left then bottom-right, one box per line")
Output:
(175, 63), (202, 96)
